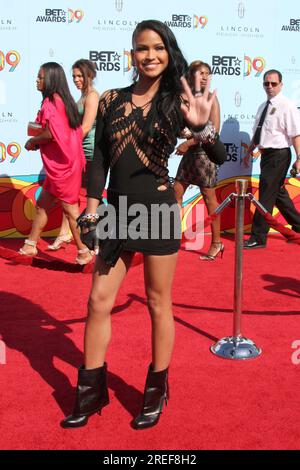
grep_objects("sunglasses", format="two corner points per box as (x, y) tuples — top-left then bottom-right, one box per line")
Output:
(263, 81), (280, 87)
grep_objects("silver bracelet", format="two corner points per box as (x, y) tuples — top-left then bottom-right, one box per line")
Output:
(193, 121), (218, 145)
(82, 213), (100, 222)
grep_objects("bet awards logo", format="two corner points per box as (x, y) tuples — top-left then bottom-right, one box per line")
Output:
(0, 141), (21, 163)
(90, 50), (133, 74)
(212, 55), (265, 77)
(212, 56), (242, 76)
(224, 143), (238, 162)
(244, 56), (265, 77)
(36, 9), (84, 23)
(224, 141), (261, 166)
(123, 50), (132, 74)
(193, 15), (208, 29)
(164, 14), (207, 29)
(165, 15), (192, 28)
(281, 19), (300, 32)
(0, 50), (20, 72)
(89, 51), (121, 72)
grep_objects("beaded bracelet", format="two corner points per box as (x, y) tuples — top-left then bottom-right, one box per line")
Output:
(77, 212), (100, 229)
(81, 213), (100, 223)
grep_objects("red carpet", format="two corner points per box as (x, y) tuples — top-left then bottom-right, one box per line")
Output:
(0, 235), (299, 450)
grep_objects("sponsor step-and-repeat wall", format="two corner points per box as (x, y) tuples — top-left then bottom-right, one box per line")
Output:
(1, 0), (300, 237)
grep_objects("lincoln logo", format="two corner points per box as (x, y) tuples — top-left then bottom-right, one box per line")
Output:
(237, 2), (245, 18)
(235, 91), (241, 107)
(115, 0), (123, 12)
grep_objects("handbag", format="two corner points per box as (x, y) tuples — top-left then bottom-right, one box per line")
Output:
(202, 138), (227, 166)
(99, 238), (126, 267)
(27, 122), (43, 137)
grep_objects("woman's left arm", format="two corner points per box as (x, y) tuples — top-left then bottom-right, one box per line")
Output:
(81, 91), (99, 138)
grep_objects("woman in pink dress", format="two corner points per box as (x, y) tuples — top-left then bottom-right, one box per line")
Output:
(19, 62), (92, 264)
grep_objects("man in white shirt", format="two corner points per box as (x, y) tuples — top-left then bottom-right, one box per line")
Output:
(244, 69), (300, 249)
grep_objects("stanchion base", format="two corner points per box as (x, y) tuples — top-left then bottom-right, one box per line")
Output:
(210, 336), (262, 360)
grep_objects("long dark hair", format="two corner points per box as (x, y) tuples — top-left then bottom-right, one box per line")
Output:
(40, 62), (81, 129)
(72, 59), (97, 94)
(132, 20), (188, 135)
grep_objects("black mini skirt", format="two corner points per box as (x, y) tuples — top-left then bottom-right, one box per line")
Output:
(104, 188), (181, 256)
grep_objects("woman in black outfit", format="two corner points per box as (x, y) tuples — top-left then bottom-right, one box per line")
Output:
(61, 20), (224, 430)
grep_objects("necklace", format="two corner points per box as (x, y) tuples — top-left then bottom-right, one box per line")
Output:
(131, 97), (153, 110)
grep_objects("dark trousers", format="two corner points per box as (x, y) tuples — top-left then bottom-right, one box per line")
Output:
(251, 147), (300, 243)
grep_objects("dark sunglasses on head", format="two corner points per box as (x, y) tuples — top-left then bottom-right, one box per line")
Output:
(263, 81), (280, 87)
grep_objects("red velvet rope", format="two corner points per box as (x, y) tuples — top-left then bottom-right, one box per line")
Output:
(263, 212), (300, 244)
(181, 213), (217, 244)
(181, 210), (300, 245)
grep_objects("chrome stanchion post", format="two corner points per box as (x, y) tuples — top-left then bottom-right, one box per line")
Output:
(233, 179), (247, 339)
(210, 179), (262, 360)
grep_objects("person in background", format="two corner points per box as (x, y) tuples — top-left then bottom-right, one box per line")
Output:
(244, 69), (300, 249)
(19, 62), (92, 265)
(48, 59), (99, 251)
(174, 61), (223, 261)
(60, 20), (225, 430)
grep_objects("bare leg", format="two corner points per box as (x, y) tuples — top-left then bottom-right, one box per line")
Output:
(58, 213), (71, 237)
(84, 251), (135, 369)
(201, 187), (222, 258)
(61, 201), (91, 263)
(173, 180), (189, 207)
(47, 212), (72, 250)
(143, 253), (178, 371)
(19, 189), (55, 255)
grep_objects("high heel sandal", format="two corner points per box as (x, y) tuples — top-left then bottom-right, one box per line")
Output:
(47, 233), (73, 251)
(75, 247), (94, 265)
(200, 241), (224, 261)
(18, 239), (38, 257)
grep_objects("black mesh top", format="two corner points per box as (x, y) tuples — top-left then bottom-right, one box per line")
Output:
(87, 85), (182, 199)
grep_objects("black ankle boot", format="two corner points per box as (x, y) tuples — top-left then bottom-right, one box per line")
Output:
(133, 364), (169, 430)
(61, 363), (109, 428)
